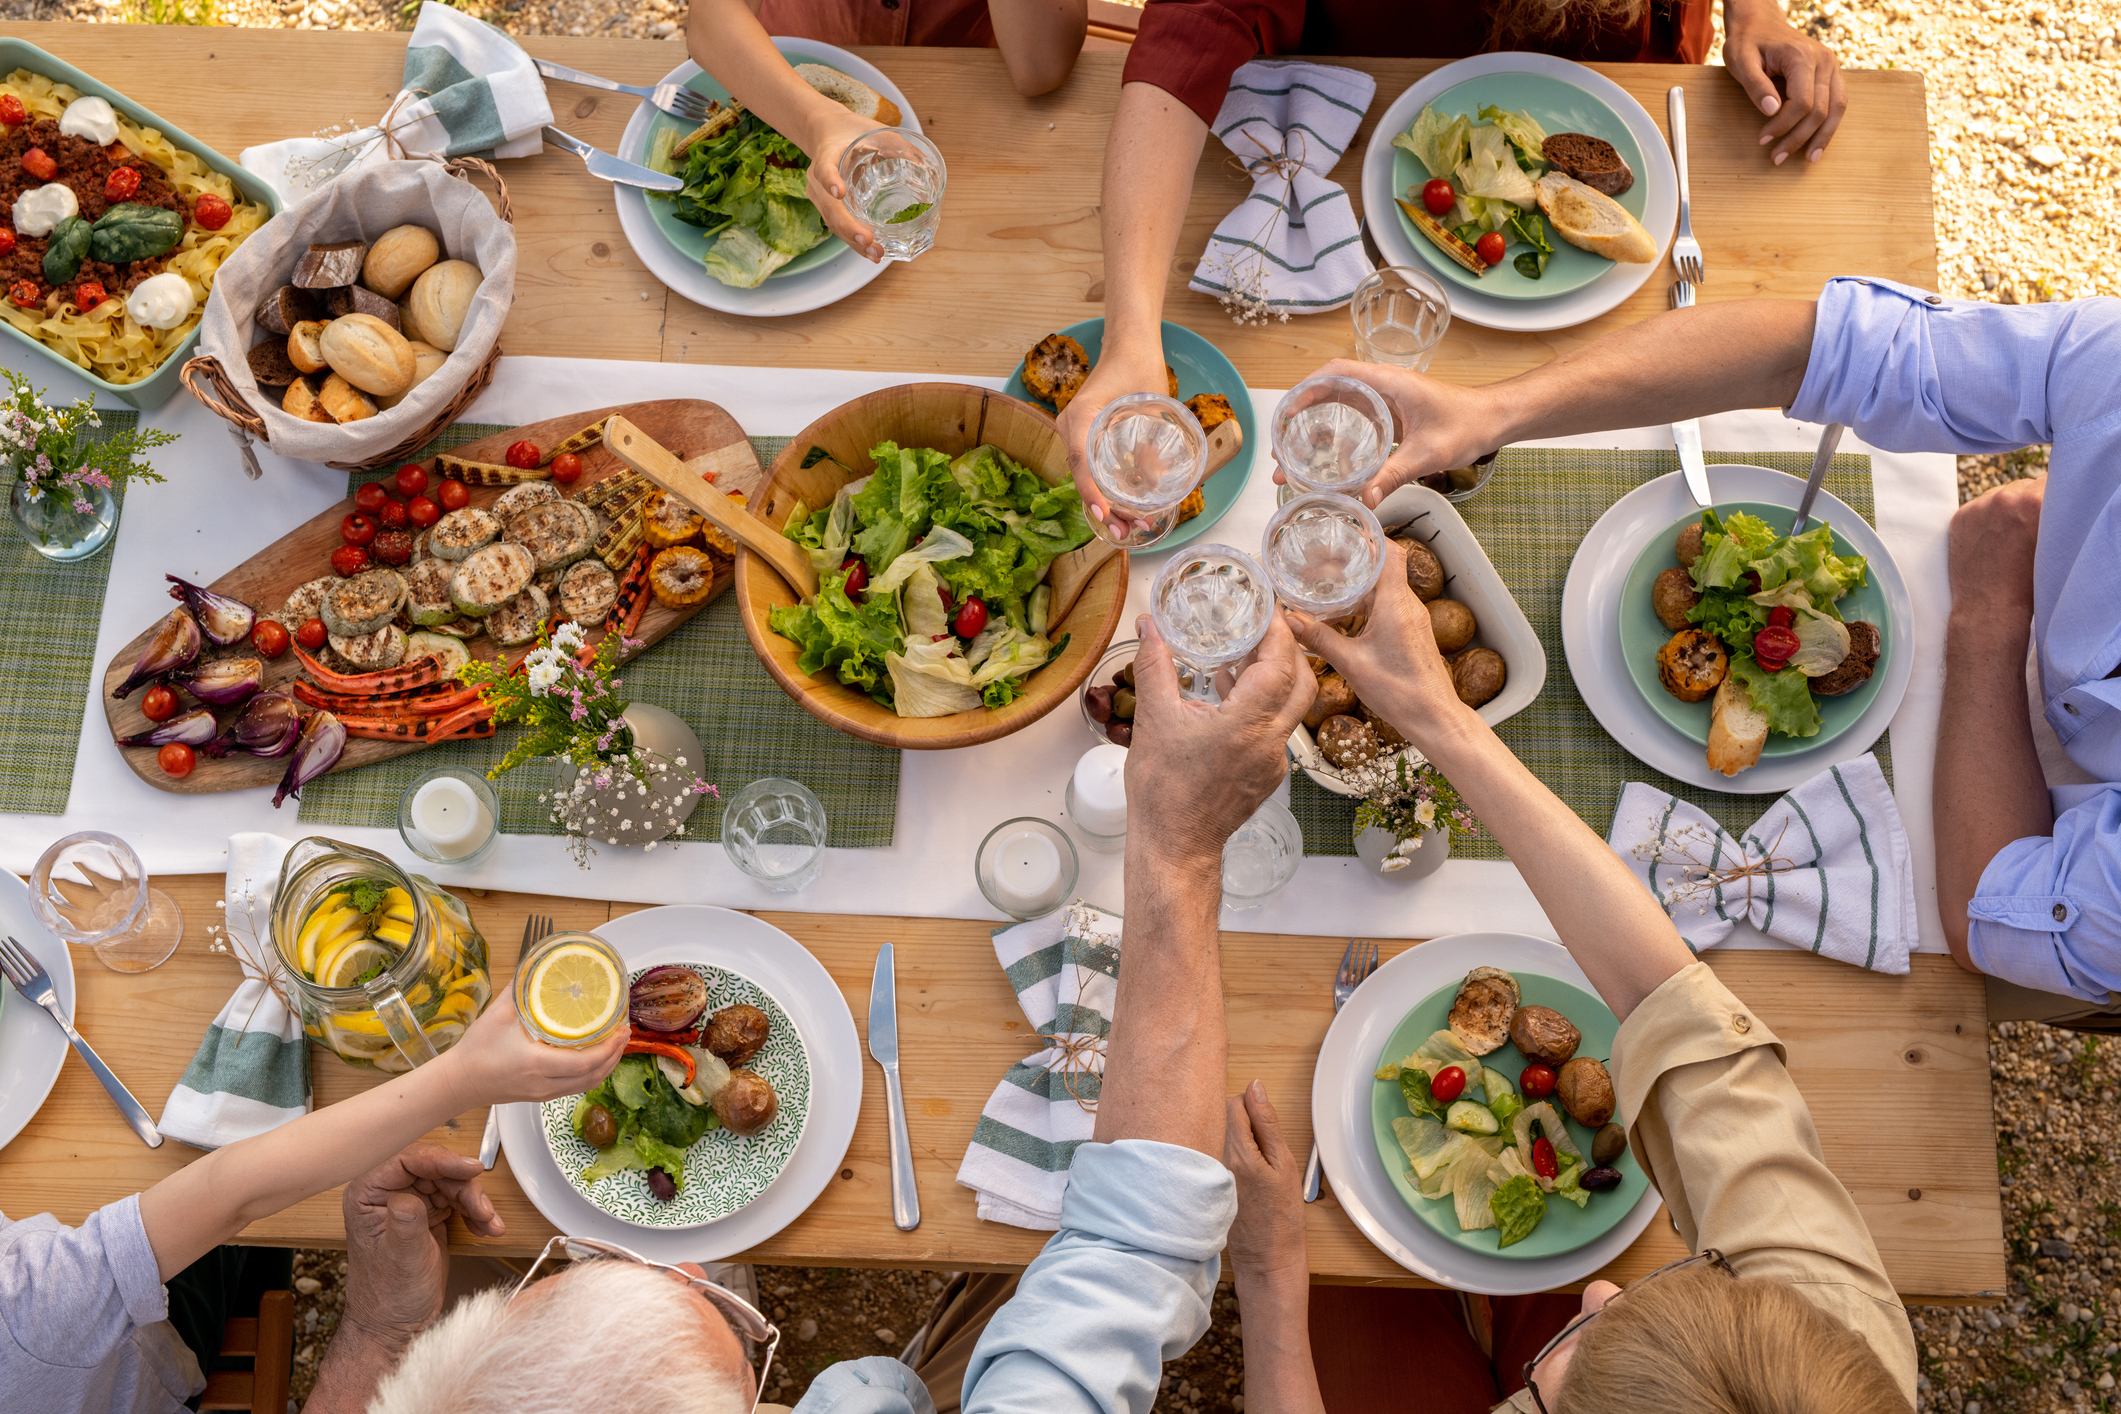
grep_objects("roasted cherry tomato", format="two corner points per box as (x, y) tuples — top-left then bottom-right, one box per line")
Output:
(250, 619), (290, 659)
(157, 742), (196, 778)
(140, 684), (179, 723)
(1767, 605), (1796, 629)
(353, 481), (391, 515)
(8, 279), (39, 308)
(1475, 231), (1508, 267)
(71, 281), (107, 312)
(1519, 1063), (1557, 1100)
(371, 529), (413, 565)
(329, 544), (369, 577)
(549, 451), (583, 484)
(435, 478), (469, 511)
(0, 95), (25, 126)
(1430, 1064), (1468, 1104)
(192, 194), (231, 231)
(0, 230), (14, 258)
(21, 147), (55, 182)
(505, 439), (541, 470)
(104, 166), (141, 203)
(377, 498), (409, 530)
(393, 463), (429, 498)
(339, 512), (377, 547)
(840, 556), (868, 595)
(1531, 1136), (1560, 1180)
(406, 495), (440, 528)
(1422, 178), (1456, 216)
(296, 616), (329, 650)
(1752, 624), (1800, 671)
(953, 596), (989, 640)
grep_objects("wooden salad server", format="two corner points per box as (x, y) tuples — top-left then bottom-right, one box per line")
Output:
(1046, 416), (1244, 626)
(602, 415), (818, 600)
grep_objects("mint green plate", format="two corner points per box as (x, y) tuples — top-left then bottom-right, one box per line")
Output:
(1620, 501), (1893, 755)
(1369, 973), (1643, 1258)
(1389, 72), (1647, 302)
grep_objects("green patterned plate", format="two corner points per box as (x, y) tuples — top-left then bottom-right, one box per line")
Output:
(542, 963), (811, 1228)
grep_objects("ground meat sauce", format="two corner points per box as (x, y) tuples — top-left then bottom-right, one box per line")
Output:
(0, 117), (189, 311)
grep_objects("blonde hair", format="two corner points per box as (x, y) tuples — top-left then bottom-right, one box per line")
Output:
(1554, 1267), (1914, 1414)
(1485, 0), (1650, 51)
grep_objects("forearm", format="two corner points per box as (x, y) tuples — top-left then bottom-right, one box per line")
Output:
(686, 0), (847, 155)
(1099, 83), (1208, 355)
(301, 1318), (411, 1414)
(990, 0), (1086, 96)
(1234, 1267), (1327, 1414)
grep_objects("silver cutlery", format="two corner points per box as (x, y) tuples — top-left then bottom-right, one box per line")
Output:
(0, 935), (160, 1148)
(1666, 281), (1711, 507)
(480, 913), (552, 1170)
(1303, 938), (1377, 1203)
(868, 942), (920, 1231)
(1790, 423), (1847, 536)
(1667, 86), (1703, 286)
(541, 126), (684, 193)
(534, 58), (719, 125)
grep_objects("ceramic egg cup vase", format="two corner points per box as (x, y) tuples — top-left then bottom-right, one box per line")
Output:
(1353, 823), (1451, 880)
(552, 702), (707, 847)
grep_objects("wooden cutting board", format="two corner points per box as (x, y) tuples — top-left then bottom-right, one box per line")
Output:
(100, 399), (761, 796)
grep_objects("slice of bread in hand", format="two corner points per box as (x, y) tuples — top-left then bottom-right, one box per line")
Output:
(1541, 133), (1633, 197)
(1706, 676), (1770, 777)
(795, 64), (901, 126)
(1534, 172), (1657, 264)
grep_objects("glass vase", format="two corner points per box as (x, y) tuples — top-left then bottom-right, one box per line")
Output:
(10, 476), (117, 561)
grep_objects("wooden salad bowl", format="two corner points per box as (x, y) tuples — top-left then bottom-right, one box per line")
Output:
(734, 384), (1129, 750)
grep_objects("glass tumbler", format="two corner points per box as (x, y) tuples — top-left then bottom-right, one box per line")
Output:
(1261, 492), (1387, 619)
(1272, 375), (1395, 498)
(1149, 544), (1273, 703)
(30, 831), (182, 973)
(838, 127), (947, 262)
(1086, 392), (1208, 549)
(1221, 800), (1304, 910)
(1351, 265), (1451, 370)
(723, 778), (828, 893)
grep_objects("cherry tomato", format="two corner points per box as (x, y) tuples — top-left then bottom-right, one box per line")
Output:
(1767, 605), (1795, 629)
(1430, 1065), (1467, 1104)
(192, 194), (231, 231)
(1475, 231), (1507, 267)
(550, 451), (583, 484)
(953, 596), (989, 640)
(21, 147), (55, 182)
(1519, 1063), (1557, 1100)
(377, 498), (408, 530)
(8, 279), (39, 308)
(1752, 624), (1800, 671)
(353, 481), (391, 514)
(339, 513), (377, 547)
(71, 281), (106, 312)
(393, 464), (429, 498)
(0, 95), (25, 126)
(250, 619), (290, 659)
(140, 684), (179, 723)
(1531, 1136), (1560, 1180)
(104, 166), (141, 202)
(1422, 178), (1456, 216)
(840, 556), (869, 595)
(296, 617), (329, 650)
(435, 478), (469, 511)
(371, 529), (413, 565)
(329, 544), (369, 577)
(505, 439), (542, 470)
(0, 230), (14, 258)
(406, 495), (440, 528)
(157, 743), (196, 778)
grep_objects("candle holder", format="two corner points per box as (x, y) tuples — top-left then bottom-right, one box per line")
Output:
(1064, 744), (1129, 854)
(397, 767), (500, 868)
(975, 817), (1079, 922)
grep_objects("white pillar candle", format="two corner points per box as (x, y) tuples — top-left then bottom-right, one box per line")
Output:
(1070, 745), (1129, 836)
(410, 776), (494, 860)
(989, 829), (1064, 914)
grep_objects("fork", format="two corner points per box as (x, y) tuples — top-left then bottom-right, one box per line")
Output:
(1303, 938), (1378, 1203)
(533, 58), (720, 125)
(479, 914), (554, 1170)
(1667, 86), (1704, 286)
(0, 935), (161, 1148)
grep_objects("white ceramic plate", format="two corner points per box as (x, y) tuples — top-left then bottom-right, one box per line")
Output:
(1312, 931), (1663, 1293)
(1290, 484), (1546, 796)
(1561, 465), (1914, 794)
(0, 870), (76, 1154)
(1359, 54), (1677, 333)
(613, 39), (921, 319)
(499, 906), (861, 1261)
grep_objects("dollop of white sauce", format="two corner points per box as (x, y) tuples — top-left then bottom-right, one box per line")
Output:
(57, 96), (118, 147)
(12, 182), (77, 237)
(125, 272), (195, 330)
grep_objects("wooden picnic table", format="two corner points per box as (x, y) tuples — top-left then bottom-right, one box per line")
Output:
(0, 24), (1994, 1298)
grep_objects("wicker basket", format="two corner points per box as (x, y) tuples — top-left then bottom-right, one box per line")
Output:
(182, 158), (515, 475)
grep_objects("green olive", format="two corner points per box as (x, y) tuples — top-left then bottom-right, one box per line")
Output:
(1121, 660), (1136, 688)
(581, 1102), (618, 1150)
(1112, 688), (1136, 719)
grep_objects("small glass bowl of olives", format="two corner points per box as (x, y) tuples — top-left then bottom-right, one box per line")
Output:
(1081, 639), (1140, 747)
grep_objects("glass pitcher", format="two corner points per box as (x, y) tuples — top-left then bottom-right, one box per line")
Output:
(270, 836), (491, 1072)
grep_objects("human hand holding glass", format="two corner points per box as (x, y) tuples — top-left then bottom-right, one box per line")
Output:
(1261, 492), (1386, 620)
(1059, 335), (1174, 538)
(835, 126), (946, 263)
(1149, 543), (1273, 700)
(1273, 360), (1507, 511)
(1085, 392), (1208, 549)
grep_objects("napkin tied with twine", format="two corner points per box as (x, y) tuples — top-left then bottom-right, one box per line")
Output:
(955, 901), (1121, 1230)
(159, 834), (312, 1150)
(1605, 754), (1917, 973)
(1189, 61), (1376, 319)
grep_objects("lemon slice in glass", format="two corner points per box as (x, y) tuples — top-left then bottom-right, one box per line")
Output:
(318, 938), (395, 990)
(527, 942), (623, 1041)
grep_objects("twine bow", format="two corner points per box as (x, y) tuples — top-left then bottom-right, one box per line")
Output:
(206, 882), (298, 1046)
(284, 90), (436, 189)
(1032, 1031), (1106, 1113)
(1225, 129), (1311, 196)
(1668, 821), (1800, 916)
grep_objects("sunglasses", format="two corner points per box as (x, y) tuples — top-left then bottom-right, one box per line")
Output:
(1521, 1249), (1735, 1414)
(513, 1235), (782, 1412)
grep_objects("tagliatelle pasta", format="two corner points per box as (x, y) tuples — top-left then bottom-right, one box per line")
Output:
(0, 67), (268, 385)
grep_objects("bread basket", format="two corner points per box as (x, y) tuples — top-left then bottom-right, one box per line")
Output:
(182, 158), (516, 474)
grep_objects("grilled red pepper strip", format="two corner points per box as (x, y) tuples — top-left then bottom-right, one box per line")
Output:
(623, 1036), (695, 1086)
(429, 717), (497, 744)
(294, 645), (445, 696)
(336, 704), (493, 742)
(292, 681), (483, 715)
(612, 544), (654, 638)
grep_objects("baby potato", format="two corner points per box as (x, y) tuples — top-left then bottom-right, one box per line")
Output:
(1450, 647), (1507, 709)
(1675, 520), (1705, 568)
(705, 1003), (770, 1066)
(1508, 1005), (1581, 1066)
(1427, 598), (1477, 654)
(1556, 1057), (1616, 1128)
(712, 1068), (780, 1136)
(1304, 671), (1358, 730)
(1397, 537), (1447, 601)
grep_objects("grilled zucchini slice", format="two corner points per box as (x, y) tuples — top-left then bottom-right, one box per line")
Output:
(320, 569), (409, 637)
(504, 501), (595, 573)
(274, 575), (338, 631)
(543, 417), (608, 465)
(558, 560), (620, 623)
(492, 481), (563, 524)
(485, 586), (550, 647)
(429, 508), (500, 561)
(435, 453), (551, 487)
(328, 623), (407, 672)
(404, 557), (458, 627)
(450, 542), (536, 618)
(404, 631), (471, 677)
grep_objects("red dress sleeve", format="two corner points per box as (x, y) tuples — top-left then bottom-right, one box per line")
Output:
(1120, 0), (1307, 126)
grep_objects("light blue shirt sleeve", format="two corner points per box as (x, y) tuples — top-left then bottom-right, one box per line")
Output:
(1967, 788), (2121, 1003)
(794, 1140), (1235, 1414)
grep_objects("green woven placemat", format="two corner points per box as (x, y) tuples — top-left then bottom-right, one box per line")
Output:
(1289, 448), (1892, 860)
(294, 429), (901, 846)
(0, 411), (138, 815)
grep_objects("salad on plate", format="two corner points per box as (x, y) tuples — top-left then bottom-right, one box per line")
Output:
(1393, 103), (1558, 279)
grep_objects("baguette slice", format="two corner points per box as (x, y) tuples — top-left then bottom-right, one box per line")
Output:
(1534, 172), (1657, 264)
(1706, 676), (1769, 777)
(1396, 198), (1489, 276)
(793, 64), (900, 126)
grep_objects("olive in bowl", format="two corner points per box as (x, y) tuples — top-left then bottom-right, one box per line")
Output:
(1081, 640), (1140, 747)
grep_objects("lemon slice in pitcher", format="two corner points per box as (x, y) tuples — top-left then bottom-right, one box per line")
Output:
(319, 939), (396, 991)
(526, 942), (623, 1041)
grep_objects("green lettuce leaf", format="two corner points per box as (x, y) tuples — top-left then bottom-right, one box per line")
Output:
(1487, 1092), (1525, 1128)
(1728, 656), (1823, 739)
(1691, 591), (1768, 659)
(579, 1135), (648, 1185)
(631, 1130), (696, 1191)
(767, 567), (904, 699)
(1455, 125), (1538, 209)
(701, 225), (797, 290)
(1394, 104), (1470, 181)
(1489, 1173), (1548, 1247)
(635, 1063), (716, 1150)
(1551, 1160), (1591, 1209)
(609, 1055), (656, 1111)
(1478, 104), (1550, 169)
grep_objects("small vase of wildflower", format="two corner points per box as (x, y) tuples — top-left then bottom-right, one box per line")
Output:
(1346, 748), (1476, 878)
(457, 621), (715, 866)
(2, 370), (176, 562)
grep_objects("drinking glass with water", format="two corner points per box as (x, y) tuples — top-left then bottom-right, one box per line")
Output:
(837, 128), (946, 262)
(723, 778), (828, 892)
(1221, 800), (1304, 909)
(1261, 492), (1387, 620)
(1350, 266), (1451, 371)
(1150, 545), (1272, 704)
(1087, 393), (1208, 549)
(1272, 375), (1395, 498)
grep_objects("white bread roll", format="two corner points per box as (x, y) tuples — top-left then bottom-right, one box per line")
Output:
(376, 341), (449, 410)
(1534, 172), (1657, 265)
(362, 225), (442, 300)
(407, 259), (481, 353)
(319, 312), (417, 397)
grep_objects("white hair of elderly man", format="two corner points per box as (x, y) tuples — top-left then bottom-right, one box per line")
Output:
(368, 1259), (750, 1414)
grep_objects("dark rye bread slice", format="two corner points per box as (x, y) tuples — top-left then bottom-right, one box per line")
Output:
(1541, 133), (1634, 198)
(246, 338), (302, 389)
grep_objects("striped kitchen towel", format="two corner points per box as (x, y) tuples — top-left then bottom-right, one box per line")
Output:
(1606, 754), (1916, 973)
(1189, 60), (1377, 317)
(240, 2), (553, 204)
(955, 901), (1122, 1230)
(159, 834), (312, 1150)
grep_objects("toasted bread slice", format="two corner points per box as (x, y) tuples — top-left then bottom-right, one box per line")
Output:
(1707, 676), (1769, 777)
(1541, 132), (1634, 197)
(1535, 172), (1657, 264)
(1396, 198), (1488, 276)
(794, 64), (901, 127)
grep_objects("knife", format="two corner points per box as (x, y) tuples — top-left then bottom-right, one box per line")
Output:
(1789, 422), (1847, 536)
(1666, 281), (1710, 506)
(868, 943), (920, 1231)
(541, 126), (683, 192)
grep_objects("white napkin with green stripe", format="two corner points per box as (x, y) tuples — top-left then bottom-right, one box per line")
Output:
(1606, 754), (1916, 974)
(954, 901), (1121, 1230)
(159, 834), (312, 1151)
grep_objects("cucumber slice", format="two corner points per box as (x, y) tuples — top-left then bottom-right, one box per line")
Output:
(404, 631), (471, 677)
(1445, 1100), (1501, 1136)
(1483, 1066), (1515, 1098)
